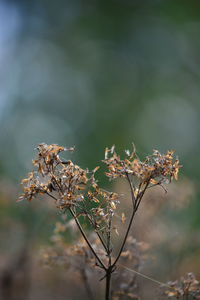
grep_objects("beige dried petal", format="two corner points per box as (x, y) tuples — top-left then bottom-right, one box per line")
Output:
(121, 212), (126, 224)
(111, 201), (116, 210)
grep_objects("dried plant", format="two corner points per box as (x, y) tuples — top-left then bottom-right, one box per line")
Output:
(41, 219), (149, 299)
(160, 273), (200, 299)
(18, 143), (181, 300)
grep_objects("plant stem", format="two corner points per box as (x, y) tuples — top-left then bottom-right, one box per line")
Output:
(69, 208), (106, 271)
(104, 208), (113, 300)
(135, 180), (150, 210)
(125, 172), (136, 206)
(112, 208), (137, 268)
(96, 230), (108, 252)
(105, 268), (112, 300)
(111, 178), (149, 269)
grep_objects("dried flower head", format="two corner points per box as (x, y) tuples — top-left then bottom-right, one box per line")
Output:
(18, 143), (89, 209)
(18, 143), (182, 300)
(161, 273), (200, 299)
(103, 146), (181, 185)
(18, 171), (49, 202)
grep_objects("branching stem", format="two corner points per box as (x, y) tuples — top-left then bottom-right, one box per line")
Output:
(111, 177), (149, 269)
(69, 208), (107, 271)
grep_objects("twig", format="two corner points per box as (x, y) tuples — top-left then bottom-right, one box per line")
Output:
(69, 208), (106, 271)
(125, 172), (136, 206)
(105, 206), (113, 300)
(111, 174), (138, 269)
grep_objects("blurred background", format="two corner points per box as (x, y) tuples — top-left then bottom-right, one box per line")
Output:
(0, 0), (200, 299)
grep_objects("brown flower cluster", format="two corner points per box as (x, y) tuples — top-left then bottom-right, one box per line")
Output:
(18, 143), (89, 208)
(18, 144), (121, 234)
(18, 143), (182, 254)
(103, 146), (181, 185)
(162, 273), (200, 299)
(18, 143), (182, 300)
(18, 171), (46, 202)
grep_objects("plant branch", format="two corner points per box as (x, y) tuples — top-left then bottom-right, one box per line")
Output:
(135, 180), (150, 211)
(105, 267), (112, 300)
(69, 208), (106, 271)
(46, 192), (108, 275)
(82, 206), (108, 252)
(111, 207), (137, 269)
(96, 230), (108, 253)
(105, 210), (113, 300)
(125, 172), (136, 207)
(111, 178), (149, 269)
(45, 191), (58, 202)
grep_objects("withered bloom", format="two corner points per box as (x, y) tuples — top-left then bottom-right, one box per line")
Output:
(18, 143), (182, 300)
(18, 143), (88, 209)
(161, 273), (200, 299)
(103, 146), (181, 186)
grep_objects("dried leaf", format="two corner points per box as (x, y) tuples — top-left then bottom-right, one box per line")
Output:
(93, 166), (100, 173)
(121, 212), (126, 224)
(110, 145), (115, 154)
(111, 201), (116, 210)
(150, 179), (158, 185)
(114, 227), (119, 236)
(125, 149), (130, 156)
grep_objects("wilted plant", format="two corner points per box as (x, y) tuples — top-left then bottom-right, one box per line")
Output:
(18, 143), (181, 300)
(41, 219), (149, 299)
(160, 273), (200, 299)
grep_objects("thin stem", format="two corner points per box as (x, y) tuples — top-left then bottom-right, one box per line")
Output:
(107, 216), (112, 265)
(69, 208), (106, 271)
(112, 207), (137, 268)
(87, 213), (108, 252)
(46, 185), (107, 270)
(45, 191), (58, 202)
(105, 268), (112, 300)
(111, 174), (136, 268)
(96, 230), (108, 253)
(125, 173), (136, 207)
(111, 178), (149, 269)
(46, 190), (108, 296)
(82, 206), (108, 252)
(135, 180), (150, 211)
(104, 209), (113, 299)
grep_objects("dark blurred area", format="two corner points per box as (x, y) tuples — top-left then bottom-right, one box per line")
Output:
(0, 0), (200, 299)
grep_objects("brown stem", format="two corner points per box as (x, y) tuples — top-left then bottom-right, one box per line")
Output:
(46, 187), (107, 270)
(81, 206), (108, 252)
(45, 191), (58, 202)
(135, 181), (150, 211)
(100, 193), (114, 300)
(104, 209), (113, 300)
(112, 207), (137, 268)
(105, 268), (112, 300)
(69, 208), (106, 271)
(96, 230), (108, 252)
(111, 178), (149, 269)
(125, 172), (136, 207)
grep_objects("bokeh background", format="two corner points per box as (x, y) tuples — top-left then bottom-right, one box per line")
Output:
(0, 0), (200, 299)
